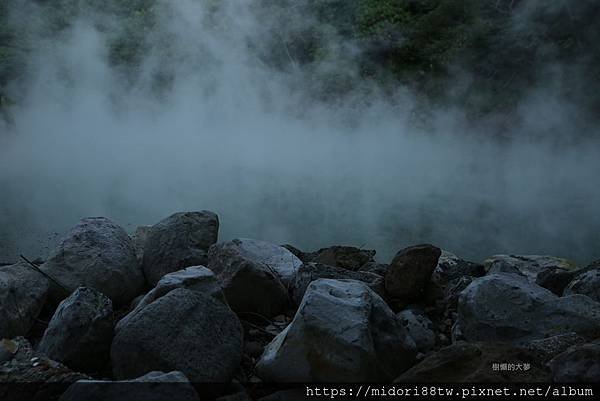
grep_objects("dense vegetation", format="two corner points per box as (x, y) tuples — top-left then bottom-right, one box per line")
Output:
(1, 0), (599, 131)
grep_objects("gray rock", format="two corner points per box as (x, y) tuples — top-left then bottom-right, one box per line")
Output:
(535, 268), (578, 296)
(208, 239), (290, 317)
(549, 342), (600, 383)
(255, 279), (417, 382)
(41, 217), (144, 307)
(208, 238), (301, 286)
(455, 273), (600, 344)
(564, 267), (600, 302)
(397, 309), (436, 353)
(484, 255), (577, 284)
(431, 250), (484, 286)
(111, 288), (242, 383)
(116, 266), (223, 332)
(58, 371), (200, 401)
(358, 261), (389, 276)
(0, 262), (49, 338)
(385, 244), (441, 301)
(143, 211), (219, 286)
(38, 287), (113, 373)
(291, 262), (385, 305)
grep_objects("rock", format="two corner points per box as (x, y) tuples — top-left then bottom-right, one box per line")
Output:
(564, 267), (600, 302)
(58, 371), (201, 401)
(549, 342), (600, 383)
(358, 262), (389, 276)
(41, 217), (144, 307)
(524, 333), (586, 364)
(443, 276), (473, 311)
(131, 225), (151, 264)
(397, 309), (435, 353)
(208, 238), (301, 286)
(535, 268), (578, 296)
(385, 244), (441, 302)
(484, 255), (577, 283)
(111, 288), (242, 383)
(455, 272), (600, 344)
(142, 211), (219, 286)
(255, 279), (417, 382)
(37, 287), (114, 373)
(291, 262), (385, 305)
(394, 341), (549, 382)
(305, 246), (376, 271)
(208, 239), (290, 317)
(0, 262), (49, 338)
(0, 337), (89, 401)
(431, 250), (484, 286)
(116, 266), (223, 332)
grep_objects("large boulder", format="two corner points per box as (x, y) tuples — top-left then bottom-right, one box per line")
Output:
(37, 287), (114, 373)
(208, 238), (301, 286)
(385, 244), (441, 302)
(208, 239), (290, 317)
(455, 273), (600, 344)
(564, 267), (600, 303)
(58, 371), (201, 401)
(484, 255), (577, 283)
(549, 342), (600, 383)
(111, 288), (243, 383)
(290, 262), (384, 305)
(41, 217), (144, 307)
(116, 266), (223, 332)
(142, 211), (219, 286)
(394, 341), (549, 382)
(0, 262), (49, 338)
(255, 279), (417, 382)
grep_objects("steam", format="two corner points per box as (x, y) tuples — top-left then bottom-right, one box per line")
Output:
(1, 0), (599, 264)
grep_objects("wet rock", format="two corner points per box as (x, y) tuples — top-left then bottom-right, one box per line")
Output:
(42, 217), (144, 307)
(524, 333), (586, 364)
(455, 273), (600, 344)
(143, 211), (219, 286)
(0, 262), (49, 338)
(38, 287), (114, 373)
(256, 279), (417, 382)
(111, 288), (243, 383)
(290, 262), (384, 305)
(358, 261), (389, 276)
(131, 225), (151, 265)
(385, 244), (441, 302)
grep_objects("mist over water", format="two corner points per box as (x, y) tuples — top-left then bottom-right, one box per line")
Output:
(1, 0), (599, 264)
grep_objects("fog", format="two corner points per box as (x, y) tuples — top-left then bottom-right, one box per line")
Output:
(1, 0), (599, 264)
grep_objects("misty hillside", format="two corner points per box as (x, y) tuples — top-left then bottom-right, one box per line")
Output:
(2, 0), (599, 128)
(1, 0), (600, 264)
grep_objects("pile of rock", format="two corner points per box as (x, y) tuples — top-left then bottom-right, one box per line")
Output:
(1, 210), (599, 400)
